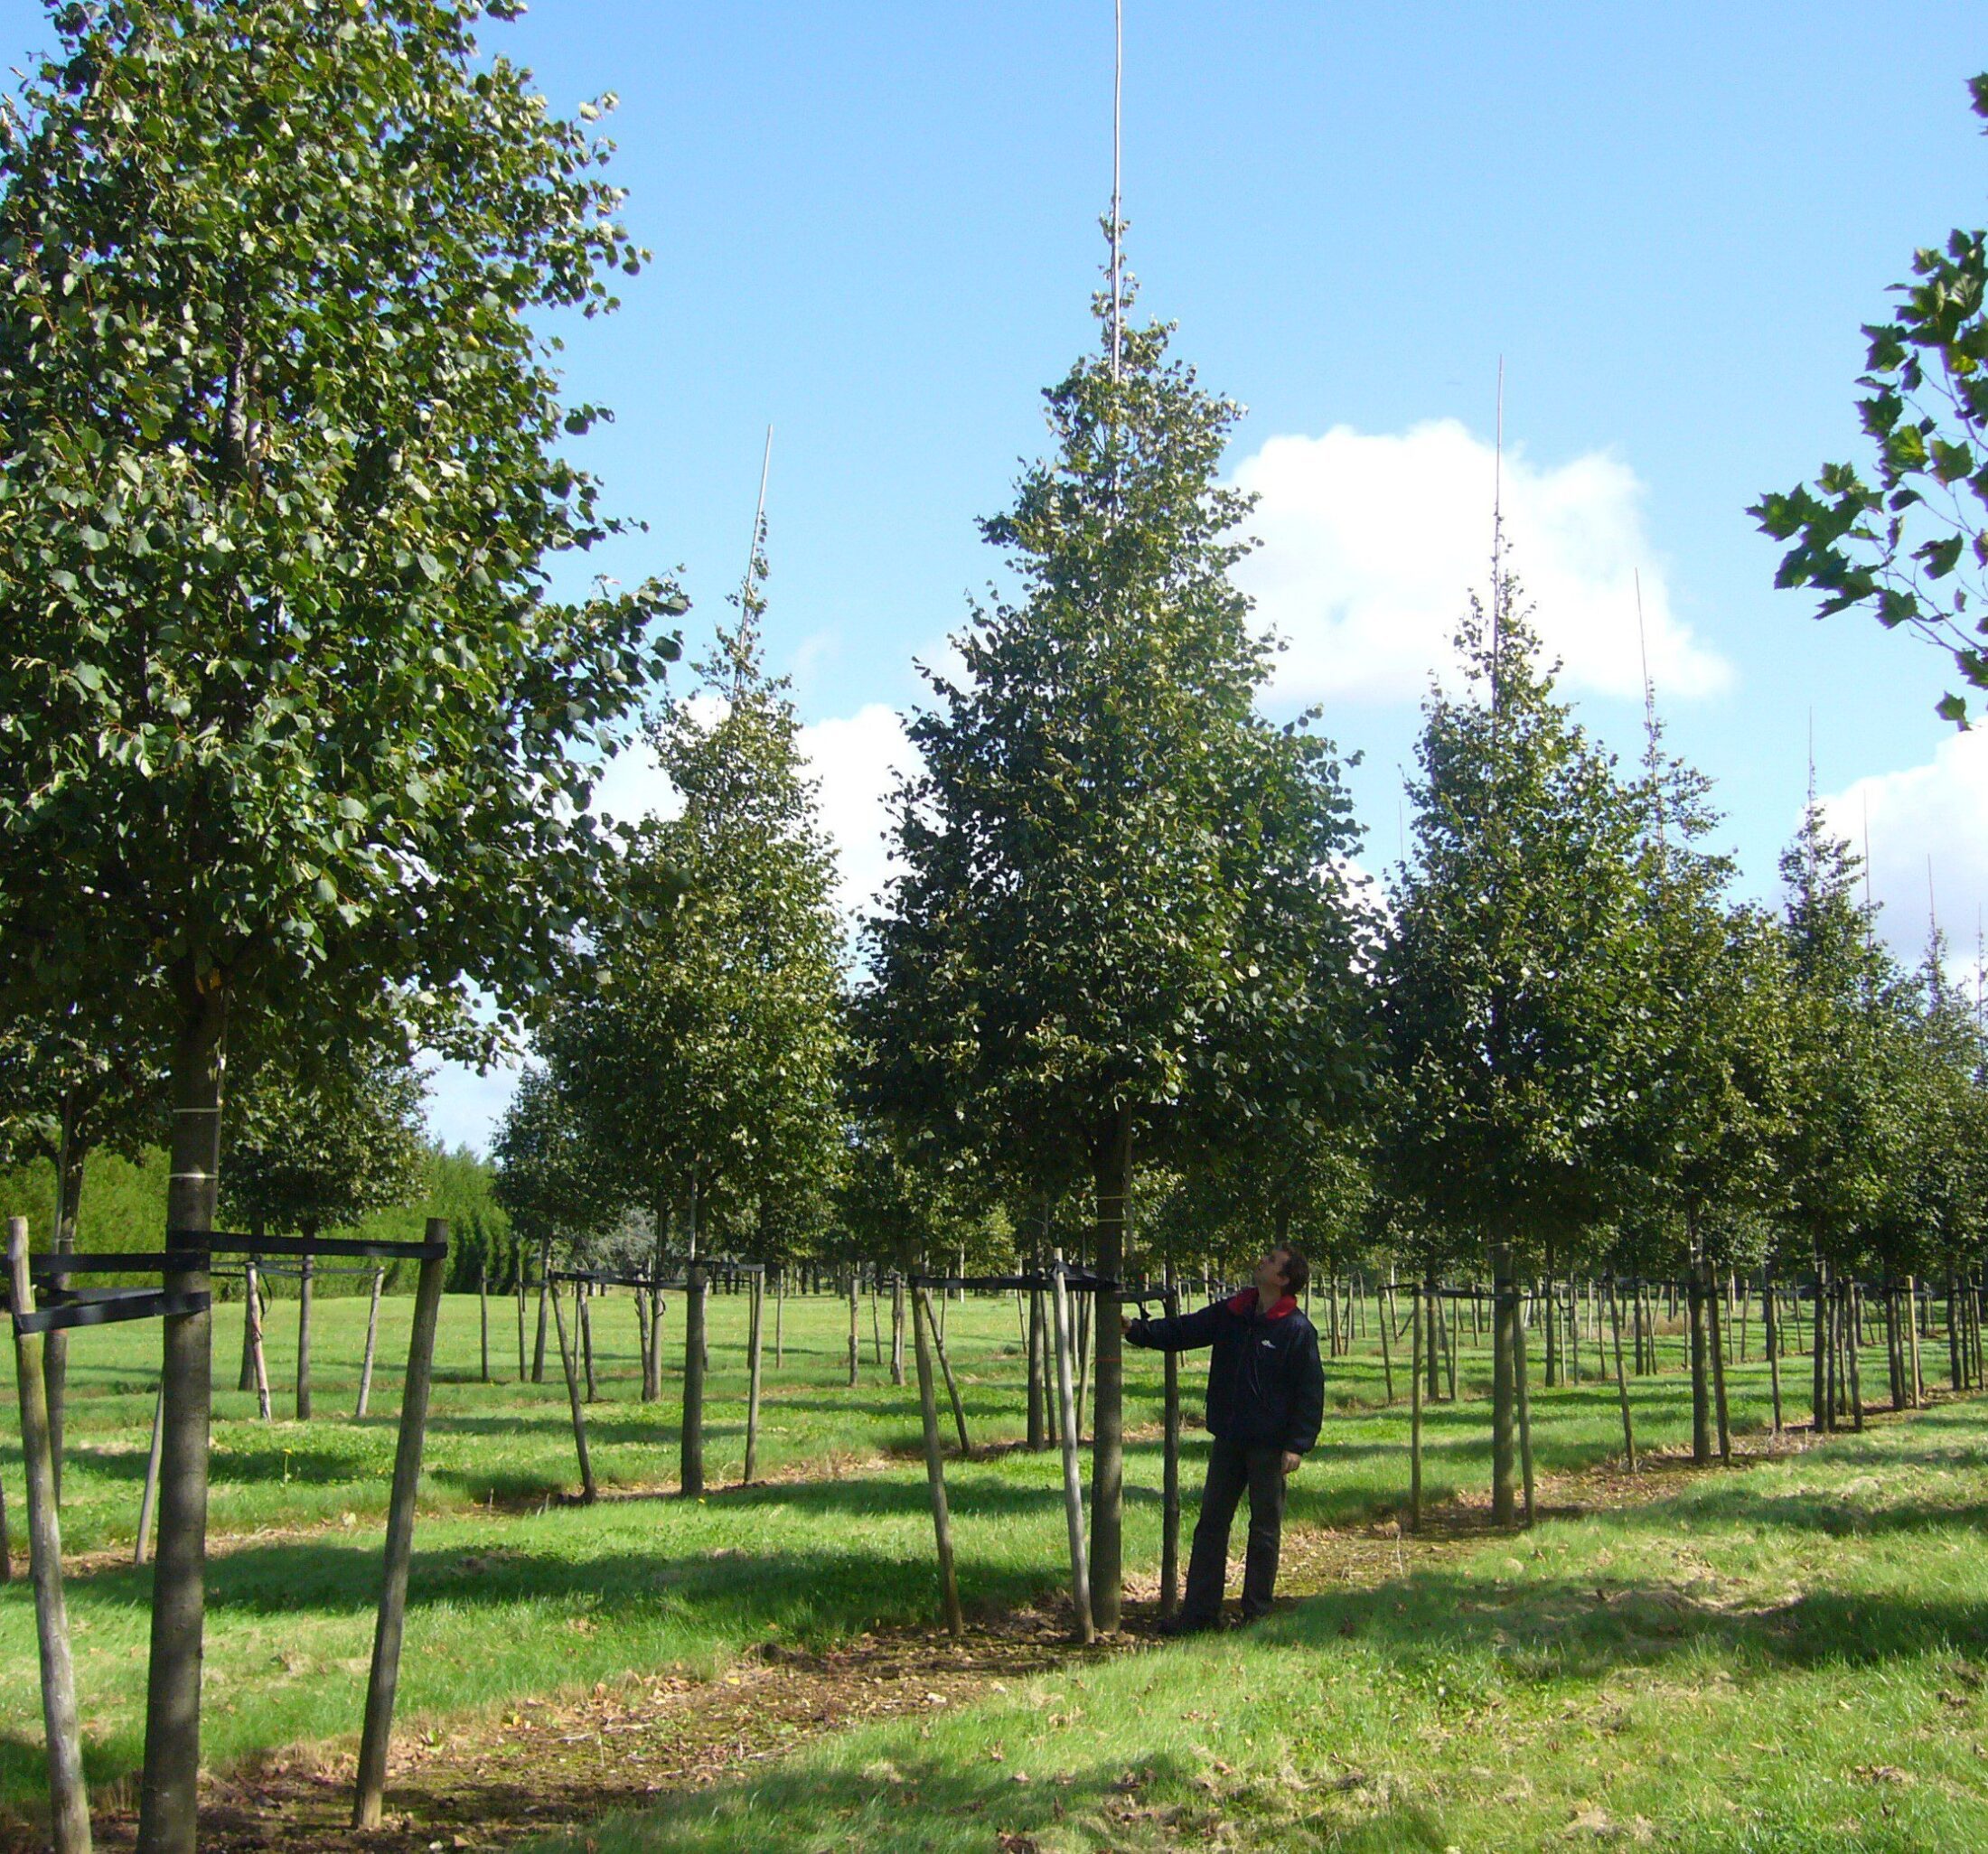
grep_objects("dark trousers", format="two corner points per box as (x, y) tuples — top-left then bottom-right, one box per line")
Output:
(1183, 1435), (1287, 1622)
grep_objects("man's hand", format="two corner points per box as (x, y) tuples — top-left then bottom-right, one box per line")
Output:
(1120, 1312), (1134, 1337)
(1280, 1451), (1302, 1476)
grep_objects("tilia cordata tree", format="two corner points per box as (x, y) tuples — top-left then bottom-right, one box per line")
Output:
(1379, 568), (1652, 1525)
(865, 262), (1366, 1628)
(546, 571), (847, 1494)
(0, 5), (681, 1847)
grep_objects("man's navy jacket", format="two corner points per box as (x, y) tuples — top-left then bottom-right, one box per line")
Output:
(1126, 1288), (1326, 1455)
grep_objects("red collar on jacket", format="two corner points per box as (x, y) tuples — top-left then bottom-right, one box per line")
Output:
(1226, 1288), (1299, 1320)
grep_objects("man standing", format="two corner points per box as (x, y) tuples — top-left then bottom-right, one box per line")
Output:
(1124, 1245), (1324, 1633)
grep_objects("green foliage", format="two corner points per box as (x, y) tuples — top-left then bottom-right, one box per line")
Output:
(1378, 572), (1653, 1266)
(539, 569), (849, 1259)
(1753, 73), (1988, 724)
(0, 0), (683, 1045)
(863, 277), (1368, 1200)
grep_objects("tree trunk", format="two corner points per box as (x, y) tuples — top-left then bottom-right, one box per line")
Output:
(245, 1259), (271, 1420)
(1087, 1110), (1131, 1633)
(551, 1278), (595, 1503)
(43, 1097), (84, 1509)
(479, 1269), (491, 1384)
(137, 971), (225, 1854)
(1490, 1244), (1517, 1527)
(532, 1236), (550, 1384)
(354, 1267), (383, 1419)
(1050, 1249), (1093, 1643)
(1608, 1278), (1636, 1472)
(847, 1273), (859, 1386)
(681, 1178), (706, 1498)
(295, 1253), (314, 1421)
(1764, 1262), (1783, 1435)
(1514, 1268), (1535, 1526)
(6, 1217), (91, 1854)
(1425, 1271), (1441, 1400)
(911, 1288), (962, 1637)
(744, 1273), (764, 1484)
(1907, 1274), (1924, 1409)
(1159, 1268), (1181, 1617)
(1708, 1257), (1731, 1464)
(890, 1273), (905, 1387)
(1409, 1279), (1424, 1531)
(1689, 1250), (1711, 1465)
(1026, 1281), (1047, 1450)
(1812, 1261), (1829, 1431)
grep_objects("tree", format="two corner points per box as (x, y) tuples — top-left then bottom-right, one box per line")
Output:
(864, 267), (1366, 1626)
(1753, 73), (1988, 725)
(545, 580), (848, 1491)
(0, 5), (681, 1842)
(1378, 567), (1654, 1522)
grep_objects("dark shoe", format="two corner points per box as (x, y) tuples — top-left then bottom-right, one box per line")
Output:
(1156, 1609), (1217, 1638)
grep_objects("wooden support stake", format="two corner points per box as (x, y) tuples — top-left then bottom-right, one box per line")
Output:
(295, 1255), (314, 1421)
(245, 1261), (271, 1420)
(1377, 1278), (1395, 1404)
(922, 1286), (971, 1456)
(744, 1273), (764, 1484)
(578, 1283), (596, 1404)
(353, 1223), (448, 1829)
(1514, 1274), (1536, 1526)
(516, 1269), (527, 1382)
(911, 1282), (963, 1636)
(8, 1219), (92, 1854)
(355, 1267), (383, 1419)
(1607, 1279), (1636, 1473)
(681, 1256), (707, 1498)
(847, 1274), (859, 1386)
(1049, 1252), (1094, 1643)
(550, 1280), (595, 1503)
(1159, 1277), (1181, 1618)
(1409, 1281), (1424, 1532)
(479, 1269), (490, 1384)
(135, 1384), (164, 1566)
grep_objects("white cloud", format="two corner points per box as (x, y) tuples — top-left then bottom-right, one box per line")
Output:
(587, 698), (914, 931)
(423, 1054), (520, 1156)
(1820, 726), (1988, 973)
(1230, 420), (1732, 707)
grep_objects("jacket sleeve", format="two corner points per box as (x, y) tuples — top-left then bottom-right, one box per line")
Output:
(1284, 1320), (1325, 1455)
(1126, 1299), (1225, 1353)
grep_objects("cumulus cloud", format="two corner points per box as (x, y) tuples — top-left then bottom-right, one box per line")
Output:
(1820, 726), (1988, 974)
(586, 698), (914, 931)
(1230, 420), (1731, 707)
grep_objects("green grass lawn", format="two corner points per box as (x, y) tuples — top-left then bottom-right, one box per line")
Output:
(0, 1286), (1910, 1820)
(553, 1398), (1988, 1854)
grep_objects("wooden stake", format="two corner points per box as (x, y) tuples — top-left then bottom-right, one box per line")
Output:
(246, 1260), (271, 1420)
(1159, 1275), (1180, 1617)
(295, 1255), (314, 1421)
(578, 1282), (595, 1403)
(352, 1224), (448, 1829)
(1377, 1277), (1395, 1403)
(744, 1273), (764, 1484)
(550, 1280), (595, 1503)
(923, 1286), (971, 1456)
(7, 1218), (92, 1854)
(1607, 1278), (1636, 1473)
(1514, 1273), (1536, 1526)
(515, 1268), (527, 1383)
(135, 1384), (164, 1566)
(354, 1267), (383, 1419)
(1050, 1252), (1094, 1643)
(479, 1268), (490, 1384)
(1409, 1280), (1424, 1532)
(911, 1283), (962, 1636)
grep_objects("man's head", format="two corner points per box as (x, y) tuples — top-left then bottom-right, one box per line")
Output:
(1254, 1243), (1308, 1303)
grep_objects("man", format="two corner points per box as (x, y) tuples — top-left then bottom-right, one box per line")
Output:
(1124, 1244), (1324, 1633)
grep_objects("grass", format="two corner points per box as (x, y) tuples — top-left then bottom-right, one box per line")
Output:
(548, 1399), (1988, 1854)
(0, 1284), (1918, 1822)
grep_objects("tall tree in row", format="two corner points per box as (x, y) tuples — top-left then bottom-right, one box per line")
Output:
(0, 5), (680, 1843)
(1379, 566), (1652, 1523)
(544, 566), (848, 1492)
(866, 267), (1367, 1626)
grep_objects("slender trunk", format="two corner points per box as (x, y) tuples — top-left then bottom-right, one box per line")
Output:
(354, 1267), (383, 1419)
(479, 1269), (490, 1384)
(1847, 1284), (1865, 1431)
(774, 1267), (784, 1370)
(245, 1259), (271, 1421)
(551, 1278), (595, 1503)
(1159, 1267), (1180, 1618)
(1026, 1281), (1047, 1450)
(295, 1253), (314, 1421)
(1409, 1279), (1424, 1531)
(744, 1273), (764, 1484)
(137, 971), (225, 1854)
(1050, 1250), (1093, 1643)
(1424, 1271), (1441, 1400)
(927, 1287), (971, 1456)
(1490, 1244), (1516, 1527)
(1708, 1257), (1731, 1465)
(891, 1273), (906, 1387)
(516, 1262), (528, 1383)
(1949, 1269), (1963, 1390)
(1514, 1268), (1535, 1526)
(1812, 1261), (1829, 1431)
(1907, 1274), (1924, 1409)
(6, 1218), (91, 1854)
(1608, 1278), (1636, 1472)
(532, 1237), (550, 1384)
(1088, 1110), (1131, 1633)
(1689, 1250), (1711, 1465)
(911, 1288), (962, 1637)
(681, 1178), (705, 1498)
(847, 1273), (859, 1386)
(578, 1281), (596, 1403)
(44, 1099), (84, 1508)
(1765, 1262), (1783, 1435)
(1377, 1277), (1395, 1403)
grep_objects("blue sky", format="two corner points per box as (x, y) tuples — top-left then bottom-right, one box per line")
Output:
(7, 1), (1986, 1147)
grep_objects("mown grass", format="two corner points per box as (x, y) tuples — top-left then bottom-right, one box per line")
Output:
(0, 1287), (1885, 1815)
(549, 1399), (1988, 1854)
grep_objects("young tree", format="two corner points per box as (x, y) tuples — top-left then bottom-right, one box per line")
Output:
(1753, 73), (1988, 724)
(1379, 569), (1653, 1522)
(865, 268), (1365, 1626)
(0, 6), (680, 1842)
(547, 584), (848, 1492)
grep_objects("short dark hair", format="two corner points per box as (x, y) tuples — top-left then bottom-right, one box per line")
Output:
(1274, 1244), (1309, 1297)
